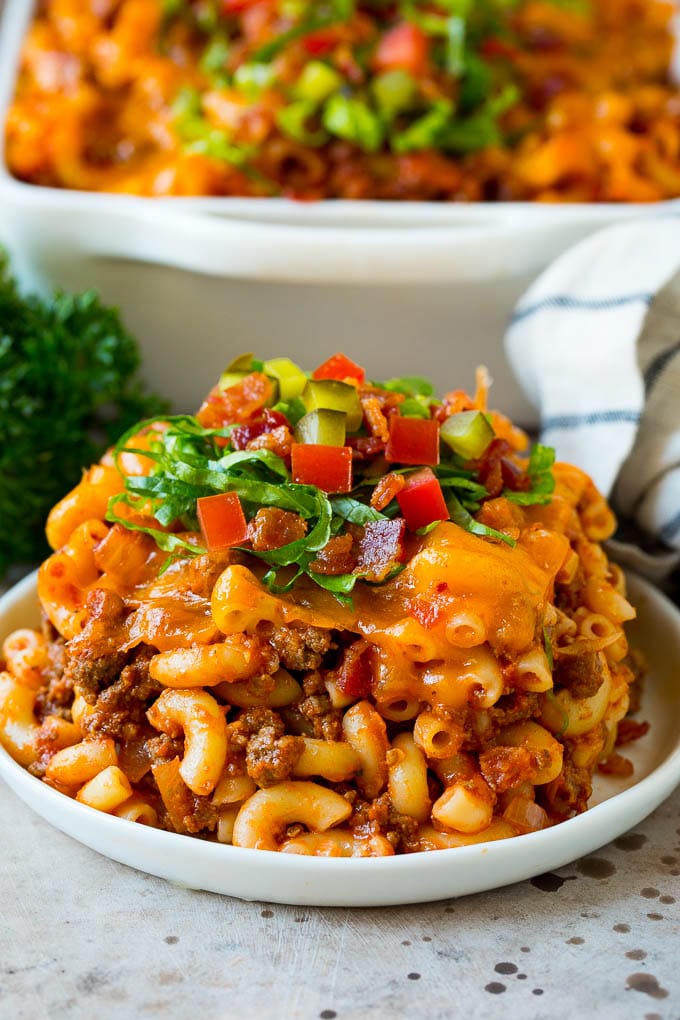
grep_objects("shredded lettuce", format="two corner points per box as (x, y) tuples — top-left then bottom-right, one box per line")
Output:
(105, 372), (557, 599)
(447, 493), (517, 547)
(379, 376), (435, 398)
(505, 444), (556, 506)
(106, 415), (395, 599)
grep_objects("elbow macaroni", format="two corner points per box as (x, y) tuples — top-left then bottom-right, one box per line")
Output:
(0, 397), (646, 854)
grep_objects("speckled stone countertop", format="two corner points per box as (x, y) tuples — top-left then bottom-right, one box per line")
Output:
(1, 577), (679, 1020)
(1, 781), (679, 1020)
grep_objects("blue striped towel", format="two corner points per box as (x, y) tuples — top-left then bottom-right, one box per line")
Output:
(506, 217), (680, 582)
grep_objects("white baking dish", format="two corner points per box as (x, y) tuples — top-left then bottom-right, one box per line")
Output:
(1, 0), (679, 422)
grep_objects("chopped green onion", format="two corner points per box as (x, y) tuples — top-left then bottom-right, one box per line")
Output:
(322, 95), (384, 153)
(185, 133), (251, 165)
(446, 15), (466, 75)
(233, 63), (276, 98)
(440, 410), (495, 459)
(439, 84), (520, 153)
(371, 70), (416, 118)
(276, 101), (328, 146)
(459, 53), (492, 113)
(172, 86), (202, 121)
(392, 100), (452, 153)
(296, 61), (343, 103)
(200, 36), (230, 83)
(488, 82), (521, 117)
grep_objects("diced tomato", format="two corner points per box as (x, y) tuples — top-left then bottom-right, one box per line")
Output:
(385, 416), (440, 466)
(222, 0), (263, 12)
(197, 492), (248, 551)
(303, 28), (341, 55)
(242, 1), (274, 38)
(373, 23), (429, 76)
(291, 443), (353, 493)
(480, 36), (520, 61)
(312, 353), (366, 384)
(396, 468), (449, 531)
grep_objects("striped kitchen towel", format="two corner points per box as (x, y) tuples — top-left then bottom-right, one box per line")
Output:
(505, 217), (680, 581)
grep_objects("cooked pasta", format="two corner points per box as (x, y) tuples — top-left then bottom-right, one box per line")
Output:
(0, 351), (649, 854)
(5, 0), (680, 201)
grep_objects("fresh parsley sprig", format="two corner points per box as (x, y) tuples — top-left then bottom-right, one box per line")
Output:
(0, 254), (168, 578)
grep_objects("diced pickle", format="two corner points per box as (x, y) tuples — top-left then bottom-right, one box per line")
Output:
(440, 411), (494, 460)
(294, 409), (347, 447)
(302, 379), (363, 432)
(225, 352), (256, 372)
(264, 357), (308, 400)
(218, 370), (248, 391)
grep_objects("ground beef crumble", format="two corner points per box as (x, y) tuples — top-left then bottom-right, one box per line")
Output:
(350, 793), (420, 853)
(541, 745), (592, 817)
(554, 650), (604, 699)
(260, 622), (334, 671)
(81, 646), (162, 742)
(298, 691), (343, 741)
(222, 708), (305, 787)
(33, 630), (70, 721)
(63, 589), (128, 703)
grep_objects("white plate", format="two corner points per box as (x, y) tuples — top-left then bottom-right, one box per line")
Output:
(0, 571), (679, 906)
